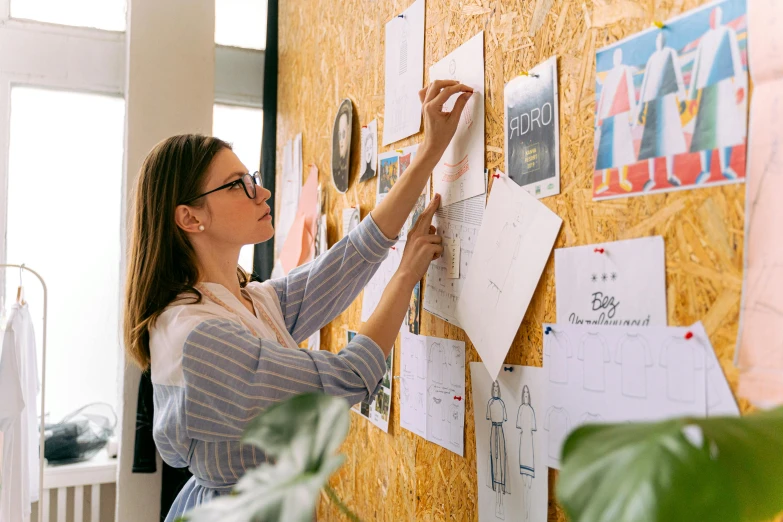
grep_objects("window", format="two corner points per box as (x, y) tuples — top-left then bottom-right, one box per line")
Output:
(213, 103), (264, 274)
(215, 0), (267, 50)
(5, 86), (125, 422)
(10, 0), (127, 31)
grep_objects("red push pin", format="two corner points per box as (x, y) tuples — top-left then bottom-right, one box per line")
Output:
(454, 396), (462, 401)
(685, 331), (694, 340)
(594, 248), (605, 254)
(390, 246), (396, 250)
(492, 173), (501, 179)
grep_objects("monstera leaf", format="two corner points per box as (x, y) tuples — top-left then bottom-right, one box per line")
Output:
(557, 407), (783, 522)
(179, 393), (356, 522)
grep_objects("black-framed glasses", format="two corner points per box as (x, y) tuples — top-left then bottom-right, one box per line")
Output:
(180, 172), (262, 205)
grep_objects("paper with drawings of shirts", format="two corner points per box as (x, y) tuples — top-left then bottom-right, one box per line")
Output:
(400, 331), (466, 456)
(360, 240), (404, 323)
(690, 321), (740, 416)
(423, 192), (485, 326)
(429, 31), (486, 207)
(470, 362), (548, 522)
(543, 322), (708, 469)
(341, 207), (360, 239)
(275, 135), (302, 258)
(382, 0), (424, 146)
(554, 236), (666, 327)
(457, 174), (562, 380)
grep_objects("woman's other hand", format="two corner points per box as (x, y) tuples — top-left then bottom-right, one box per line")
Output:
(418, 81), (474, 161)
(397, 194), (443, 287)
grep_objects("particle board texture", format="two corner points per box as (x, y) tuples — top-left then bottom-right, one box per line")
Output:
(275, 0), (751, 520)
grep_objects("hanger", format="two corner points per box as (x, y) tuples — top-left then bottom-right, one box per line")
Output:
(16, 264), (25, 305)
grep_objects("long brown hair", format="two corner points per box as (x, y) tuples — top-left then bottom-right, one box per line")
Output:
(124, 134), (250, 370)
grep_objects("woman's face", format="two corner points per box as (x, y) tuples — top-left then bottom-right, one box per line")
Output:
(195, 148), (274, 247)
(338, 113), (349, 157)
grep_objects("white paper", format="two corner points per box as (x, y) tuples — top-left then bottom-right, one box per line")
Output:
(276, 137), (302, 257)
(444, 237), (460, 278)
(471, 363), (548, 522)
(351, 344), (394, 433)
(429, 31), (486, 206)
(555, 237), (666, 326)
(361, 240), (404, 322)
(400, 331), (466, 456)
(457, 175), (562, 379)
(383, 0), (424, 145)
(360, 120), (378, 182)
(691, 321), (740, 417)
(543, 322), (708, 468)
(342, 207), (360, 239)
(306, 330), (320, 351)
(423, 193), (485, 326)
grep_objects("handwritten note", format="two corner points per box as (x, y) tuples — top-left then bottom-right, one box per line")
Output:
(444, 237), (460, 278)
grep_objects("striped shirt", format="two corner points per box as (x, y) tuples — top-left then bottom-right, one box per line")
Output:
(148, 214), (395, 521)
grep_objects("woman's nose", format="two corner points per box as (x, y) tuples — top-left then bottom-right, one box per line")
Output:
(257, 186), (271, 202)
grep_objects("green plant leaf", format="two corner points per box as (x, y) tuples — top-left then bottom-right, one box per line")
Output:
(557, 407), (783, 522)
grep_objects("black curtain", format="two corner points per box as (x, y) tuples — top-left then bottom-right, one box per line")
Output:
(253, 0), (279, 282)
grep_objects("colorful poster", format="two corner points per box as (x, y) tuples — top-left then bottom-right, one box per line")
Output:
(593, 0), (748, 200)
(505, 56), (561, 199)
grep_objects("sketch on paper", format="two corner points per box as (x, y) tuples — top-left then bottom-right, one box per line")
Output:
(360, 120), (378, 182)
(331, 99), (353, 193)
(544, 406), (570, 464)
(400, 332), (466, 455)
(351, 328), (393, 432)
(579, 412), (604, 424)
(471, 363), (548, 522)
(593, 0), (748, 200)
(423, 193), (485, 327)
(457, 175), (561, 380)
(429, 31), (486, 207)
(659, 337), (703, 403)
(383, 0), (424, 145)
(505, 56), (561, 199)
(487, 381), (510, 519)
(341, 207), (360, 239)
(554, 236), (667, 328)
(615, 333), (653, 398)
(361, 239), (403, 322)
(688, 322), (739, 416)
(578, 333), (610, 392)
(275, 135), (302, 259)
(545, 332), (572, 384)
(405, 281), (421, 335)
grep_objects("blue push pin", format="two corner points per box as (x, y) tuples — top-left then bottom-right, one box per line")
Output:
(545, 326), (553, 335)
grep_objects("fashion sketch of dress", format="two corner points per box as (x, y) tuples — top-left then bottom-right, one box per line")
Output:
(449, 401), (463, 447)
(637, 31), (688, 191)
(687, 6), (746, 184)
(615, 333), (653, 398)
(516, 384), (537, 521)
(544, 406), (570, 464)
(659, 337), (703, 403)
(578, 332), (610, 392)
(428, 342), (446, 384)
(545, 332), (572, 384)
(486, 381), (510, 519)
(595, 47), (638, 194)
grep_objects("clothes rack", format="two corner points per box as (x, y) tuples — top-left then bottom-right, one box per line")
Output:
(1, 264), (48, 522)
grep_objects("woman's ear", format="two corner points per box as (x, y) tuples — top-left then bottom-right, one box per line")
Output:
(174, 204), (205, 234)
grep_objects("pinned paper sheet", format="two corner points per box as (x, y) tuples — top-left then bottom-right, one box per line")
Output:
(383, 0), (424, 145)
(543, 323), (709, 468)
(361, 240), (404, 322)
(350, 330), (393, 432)
(342, 207), (360, 239)
(457, 174), (562, 380)
(279, 164), (318, 274)
(471, 363), (548, 522)
(400, 331), (466, 456)
(276, 135), (302, 257)
(429, 31), (486, 207)
(555, 236), (666, 326)
(444, 237), (460, 278)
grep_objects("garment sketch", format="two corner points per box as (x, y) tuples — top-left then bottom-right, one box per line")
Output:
(595, 47), (638, 194)
(516, 385), (537, 522)
(483, 209), (526, 314)
(449, 400), (463, 447)
(615, 333), (653, 398)
(579, 412), (604, 424)
(429, 394), (445, 440)
(486, 381), (510, 519)
(544, 406), (571, 463)
(545, 331), (572, 384)
(659, 337), (703, 403)
(578, 332), (611, 392)
(687, 5), (746, 184)
(637, 31), (688, 191)
(449, 344), (465, 388)
(428, 341), (447, 384)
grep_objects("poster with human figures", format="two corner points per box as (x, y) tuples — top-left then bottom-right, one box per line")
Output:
(471, 363), (548, 522)
(383, 0), (424, 145)
(331, 99), (353, 193)
(593, 0), (748, 200)
(429, 31), (486, 207)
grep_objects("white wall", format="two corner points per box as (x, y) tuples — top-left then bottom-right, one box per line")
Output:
(116, 0), (215, 520)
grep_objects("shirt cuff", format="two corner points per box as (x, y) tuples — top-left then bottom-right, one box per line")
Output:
(349, 213), (398, 264)
(341, 334), (387, 399)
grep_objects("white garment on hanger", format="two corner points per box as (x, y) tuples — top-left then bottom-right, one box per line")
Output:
(0, 303), (40, 522)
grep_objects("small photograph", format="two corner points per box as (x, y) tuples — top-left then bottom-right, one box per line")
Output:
(378, 155), (399, 195)
(331, 98), (353, 193)
(347, 329), (357, 343)
(407, 281), (421, 335)
(399, 152), (413, 176)
(382, 351), (393, 389)
(360, 119), (378, 182)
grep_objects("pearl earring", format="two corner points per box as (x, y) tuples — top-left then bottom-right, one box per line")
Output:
(198, 225), (205, 231)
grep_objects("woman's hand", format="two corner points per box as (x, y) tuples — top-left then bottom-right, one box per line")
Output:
(396, 194), (443, 287)
(418, 80), (474, 161)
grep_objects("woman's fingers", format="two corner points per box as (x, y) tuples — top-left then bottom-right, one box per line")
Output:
(412, 194), (441, 234)
(424, 80), (459, 103)
(428, 83), (474, 110)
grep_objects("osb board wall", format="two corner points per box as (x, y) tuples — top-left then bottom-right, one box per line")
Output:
(276, 0), (751, 520)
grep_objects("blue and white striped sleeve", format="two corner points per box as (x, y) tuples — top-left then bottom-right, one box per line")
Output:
(269, 213), (396, 343)
(181, 318), (386, 441)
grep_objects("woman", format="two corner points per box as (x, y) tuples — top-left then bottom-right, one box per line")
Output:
(123, 80), (473, 521)
(516, 384), (536, 521)
(486, 380), (509, 519)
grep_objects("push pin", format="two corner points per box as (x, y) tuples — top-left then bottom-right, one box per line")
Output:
(492, 173), (501, 179)
(396, 149), (404, 154)
(504, 366), (514, 372)
(684, 331), (694, 340)
(397, 14), (405, 19)
(454, 395), (463, 401)
(594, 248), (605, 254)
(545, 326), (553, 335)
(653, 20), (666, 29)
(520, 71), (540, 78)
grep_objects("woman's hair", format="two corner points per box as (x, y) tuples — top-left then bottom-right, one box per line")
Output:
(123, 134), (250, 370)
(521, 384), (531, 405)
